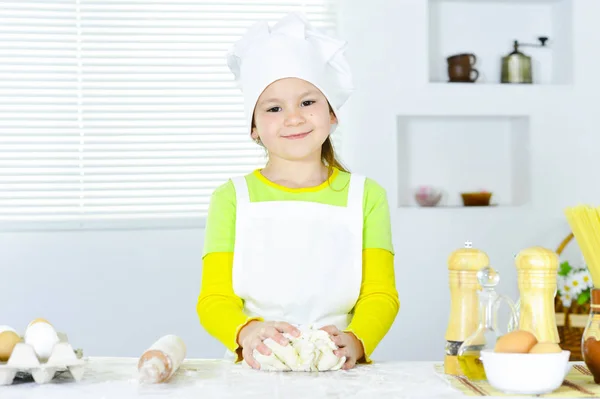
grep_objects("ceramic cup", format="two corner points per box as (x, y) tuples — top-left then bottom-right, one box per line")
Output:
(447, 53), (479, 83)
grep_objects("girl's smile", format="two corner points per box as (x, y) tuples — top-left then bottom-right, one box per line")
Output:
(282, 130), (312, 140)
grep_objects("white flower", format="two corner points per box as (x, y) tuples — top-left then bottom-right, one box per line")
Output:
(561, 292), (573, 308)
(577, 269), (594, 289)
(558, 276), (573, 297)
(567, 273), (586, 296)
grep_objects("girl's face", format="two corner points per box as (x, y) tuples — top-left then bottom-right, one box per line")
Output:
(251, 77), (337, 163)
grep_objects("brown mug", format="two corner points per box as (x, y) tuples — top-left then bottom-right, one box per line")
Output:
(447, 53), (479, 83)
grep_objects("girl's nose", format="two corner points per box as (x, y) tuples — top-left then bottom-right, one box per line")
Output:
(284, 109), (305, 126)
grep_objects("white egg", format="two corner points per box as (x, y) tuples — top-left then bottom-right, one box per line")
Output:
(24, 321), (59, 361)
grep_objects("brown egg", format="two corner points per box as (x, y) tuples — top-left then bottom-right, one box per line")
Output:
(0, 331), (21, 362)
(529, 342), (562, 353)
(494, 330), (538, 353)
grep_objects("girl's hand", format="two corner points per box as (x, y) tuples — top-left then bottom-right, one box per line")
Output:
(237, 320), (301, 369)
(320, 325), (365, 370)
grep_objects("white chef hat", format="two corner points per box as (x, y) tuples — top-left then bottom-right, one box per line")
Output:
(226, 12), (354, 136)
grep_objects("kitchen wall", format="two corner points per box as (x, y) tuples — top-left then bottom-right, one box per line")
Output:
(1, 0), (599, 362)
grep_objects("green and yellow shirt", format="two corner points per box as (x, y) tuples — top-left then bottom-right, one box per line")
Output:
(197, 167), (400, 362)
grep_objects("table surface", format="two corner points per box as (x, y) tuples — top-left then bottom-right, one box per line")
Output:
(0, 357), (578, 399)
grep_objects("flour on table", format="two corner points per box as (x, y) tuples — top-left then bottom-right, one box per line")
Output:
(245, 326), (345, 372)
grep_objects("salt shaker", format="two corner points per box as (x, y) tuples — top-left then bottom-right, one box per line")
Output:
(444, 241), (489, 375)
(514, 246), (560, 343)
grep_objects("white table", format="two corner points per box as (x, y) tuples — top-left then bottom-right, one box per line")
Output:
(0, 358), (565, 399)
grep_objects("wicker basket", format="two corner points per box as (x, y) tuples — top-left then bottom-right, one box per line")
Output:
(554, 232), (590, 361)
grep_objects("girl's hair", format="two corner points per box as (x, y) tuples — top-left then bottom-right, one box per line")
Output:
(322, 103), (349, 175)
(251, 102), (349, 177)
(321, 135), (348, 175)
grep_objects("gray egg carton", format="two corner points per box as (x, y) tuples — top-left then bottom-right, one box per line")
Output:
(0, 333), (86, 385)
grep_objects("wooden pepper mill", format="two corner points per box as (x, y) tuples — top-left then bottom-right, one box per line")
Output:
(514, 246), (560, 343)
(444, 241), (489, 375)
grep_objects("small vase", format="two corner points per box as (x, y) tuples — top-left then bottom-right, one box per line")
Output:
(582, 288), (600, 383)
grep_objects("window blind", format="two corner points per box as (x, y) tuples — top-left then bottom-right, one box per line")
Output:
(0, 0), (341, 230)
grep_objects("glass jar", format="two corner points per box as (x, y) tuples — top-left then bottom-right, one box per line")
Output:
(457, 266), (518, 380)
(582, 288), (600, 384)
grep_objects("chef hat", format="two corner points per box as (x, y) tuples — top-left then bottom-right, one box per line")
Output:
(226, 12), (354, 135)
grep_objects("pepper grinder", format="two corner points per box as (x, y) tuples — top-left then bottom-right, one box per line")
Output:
(444, 241), (489, 375)
(514, 246), (560, 343)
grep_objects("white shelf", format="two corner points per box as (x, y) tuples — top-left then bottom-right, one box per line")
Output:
(396, 114), (531, 208)
(426, 81), (572, 93)
(428, 0), (573, 85)
(389, 81), (573, 118)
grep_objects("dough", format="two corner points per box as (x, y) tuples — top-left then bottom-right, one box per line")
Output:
(245, 326), (346, 372)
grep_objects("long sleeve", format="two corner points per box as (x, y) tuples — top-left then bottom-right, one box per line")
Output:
(196, 252), (263, 362)
(344, 248), (400, 363)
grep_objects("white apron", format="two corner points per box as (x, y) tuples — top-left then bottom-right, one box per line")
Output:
(225, 173), (365, 359)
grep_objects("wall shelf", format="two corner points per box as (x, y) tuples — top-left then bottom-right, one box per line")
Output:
(390, 81), (572, 119)
(396, 114), (531, 208)
(428, 0), (573, 85)
(423, 82), (572, 107)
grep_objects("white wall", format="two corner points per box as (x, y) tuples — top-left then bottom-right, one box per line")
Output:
(1, 0), (600, 362)
(335, 0), (600, 361)
(0, 229), (224, 359)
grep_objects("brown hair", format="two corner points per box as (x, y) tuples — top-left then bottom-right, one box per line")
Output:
(321, 133), (348, 180)
(251, 103), (349, 178)
(322, 103), (349, 176)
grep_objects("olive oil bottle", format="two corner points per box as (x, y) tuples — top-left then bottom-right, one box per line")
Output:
(457, 346), (486, 380)
(457, 266), (518, 381)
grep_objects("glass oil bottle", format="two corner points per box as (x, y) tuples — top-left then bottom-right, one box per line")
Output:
(457, 266), (518, 381)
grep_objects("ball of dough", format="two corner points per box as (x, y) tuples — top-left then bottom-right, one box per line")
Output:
(247, 327), (345, 372)
(0, 330), (21, 362)
(24, 320), (60, 361)
(494, 330), (538, 353)
(529, 342), (562, 354)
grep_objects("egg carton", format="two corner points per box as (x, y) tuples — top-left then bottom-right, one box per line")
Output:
(0, 333), (86, 385)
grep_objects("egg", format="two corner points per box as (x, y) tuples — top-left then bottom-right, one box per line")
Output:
(494, 330), (538, 353)
(0, 327), (21, 362)
(529, 342), (562, 354)
(24, 319), (60, 361)
(0, 325), (17, 335)
(27, 318), (51, 328)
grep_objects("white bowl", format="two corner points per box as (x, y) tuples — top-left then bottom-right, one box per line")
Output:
(480, 349), (571, 395)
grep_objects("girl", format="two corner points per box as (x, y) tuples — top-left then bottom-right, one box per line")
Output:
(196, 12), (399, 371)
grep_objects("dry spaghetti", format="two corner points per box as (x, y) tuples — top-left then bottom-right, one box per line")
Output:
(564, 205), (600, 287)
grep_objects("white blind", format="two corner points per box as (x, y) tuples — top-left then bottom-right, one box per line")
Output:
(0, 0), (341, 230)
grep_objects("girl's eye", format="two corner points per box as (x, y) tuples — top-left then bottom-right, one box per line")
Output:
(267, 106), (282, 112)
(302, 100), (315, 106)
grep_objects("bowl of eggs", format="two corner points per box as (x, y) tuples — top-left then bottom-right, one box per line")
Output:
(480, 330), (571, 395)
